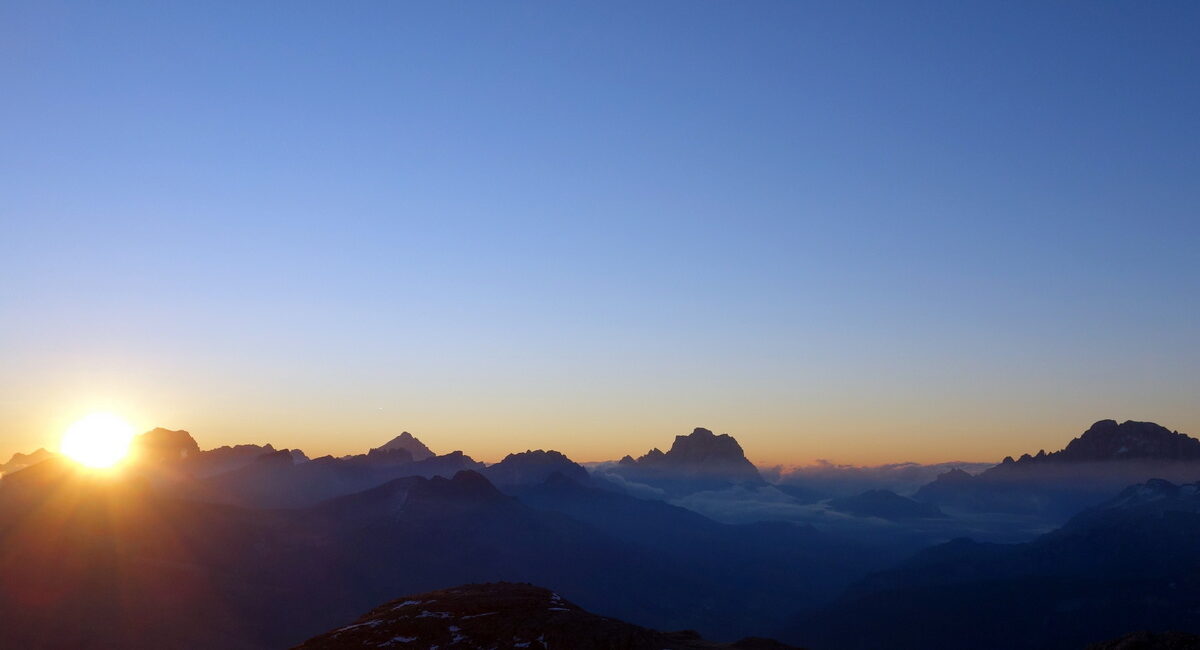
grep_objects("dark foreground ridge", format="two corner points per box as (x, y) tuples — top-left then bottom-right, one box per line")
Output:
(294, 582), (801, 650)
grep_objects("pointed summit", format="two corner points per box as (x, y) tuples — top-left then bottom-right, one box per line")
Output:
(373, 431), (434, 461)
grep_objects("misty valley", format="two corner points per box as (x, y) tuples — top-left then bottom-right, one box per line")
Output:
(2, 420), (1199, 649)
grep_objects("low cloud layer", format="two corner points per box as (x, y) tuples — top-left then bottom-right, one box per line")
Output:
(766, 460), (996, 498)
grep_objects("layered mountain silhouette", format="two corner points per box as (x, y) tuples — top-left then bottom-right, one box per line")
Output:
(481, 449), (591, 488)
(294, 582), (801, 649)
(197, 446), (486, 509)
(4, 420), (1196, 649)
(914, 420), (1200, 519)
(0, 439), (862, 648)
(0, 429), (296, 486)
(1039, 420), (1200, 462)
(0, 448), (54, 476)
(105, 429), (493, 509)
(610, 427), (766, 495)
(507, 472), (889, 634)
(787, 478), (1200, 649)
(124, 428), (301, 480)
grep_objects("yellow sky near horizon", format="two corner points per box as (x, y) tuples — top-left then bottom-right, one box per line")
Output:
(5, 396), (1196, 469)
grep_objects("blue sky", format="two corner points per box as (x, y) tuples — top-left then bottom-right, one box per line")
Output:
(2, 2), (1198, 463)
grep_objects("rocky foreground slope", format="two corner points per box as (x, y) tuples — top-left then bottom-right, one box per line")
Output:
(1086, 631), (1200, 649)
(294, 582), (800, 650)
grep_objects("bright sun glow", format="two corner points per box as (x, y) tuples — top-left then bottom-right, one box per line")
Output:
(60, 412), (137, 469)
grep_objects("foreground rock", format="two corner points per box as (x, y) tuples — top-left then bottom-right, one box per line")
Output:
(1087, 631), (1200, 649)
(294, 582), (800, 650)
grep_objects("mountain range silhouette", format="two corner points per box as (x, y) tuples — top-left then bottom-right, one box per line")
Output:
(4, 420), (1200, 649)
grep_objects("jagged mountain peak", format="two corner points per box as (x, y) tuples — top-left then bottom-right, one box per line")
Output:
(606, 427), (764, 495)
(979, 420), (1200, 474)
(373, 431), (435, 461)
(1058, 420), (1200, 461)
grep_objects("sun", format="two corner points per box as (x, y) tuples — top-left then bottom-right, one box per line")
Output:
(60, 412), (137, 469)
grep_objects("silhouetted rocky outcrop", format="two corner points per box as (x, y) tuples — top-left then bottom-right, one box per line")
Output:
(1011, 420), (1200, 465)
(132, 427), (202, 463)
(1086, 631), (1200, 649)
(611, 427), (765, 495)
(293, 582), (803, 649)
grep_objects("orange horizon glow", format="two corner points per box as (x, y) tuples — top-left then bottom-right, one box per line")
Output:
(4, 406), (1193, 471)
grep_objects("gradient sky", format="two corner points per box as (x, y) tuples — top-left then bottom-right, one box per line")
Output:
(2, 2), (1198, 466)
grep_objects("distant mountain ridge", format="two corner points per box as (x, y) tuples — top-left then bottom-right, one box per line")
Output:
(997, 420), (1200, 467)
(914, 420), (1200, 518)
(482, 449), (590, 488)
(294, 582), (802, 649)
(6, 420), (1197, 649)
(199, 447), (486, 509)
(129, 428), (297, 478)
(0, 448), (55, 476)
